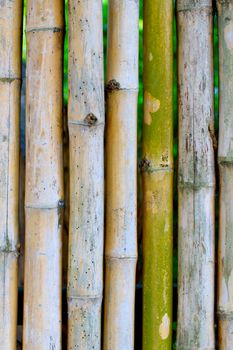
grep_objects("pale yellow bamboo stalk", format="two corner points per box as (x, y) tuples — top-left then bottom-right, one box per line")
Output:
(104, 1), (139, 349)
(23, 1), (64, 348)
(67, 1), (105, 349)
(0, 1), (22, 348)
(217, 1), (233, 348)
(177, 1), (215, 349)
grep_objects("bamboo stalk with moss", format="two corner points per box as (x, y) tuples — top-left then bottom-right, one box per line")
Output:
(67, 1), (105, 348)
(217, 1), (233, 348)
(104, 1), (139, 349)
(177, 1), (215, 349)
(142, 1), (173, 348)
(0, 0), (22, 348)
(23, 0), (64, 348)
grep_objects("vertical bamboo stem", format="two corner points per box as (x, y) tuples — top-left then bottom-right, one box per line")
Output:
(0, 1), (22, 348)
(67, 1), (104, 349)
(142, 1), (173, 349)
(23, 1), (64, 348)
(177, 1), (215, 349)
(104, 1), (139, 349)
(217, 1), (233, 348)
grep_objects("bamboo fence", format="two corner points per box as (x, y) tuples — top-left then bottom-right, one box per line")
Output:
(1, 0), (233, 349)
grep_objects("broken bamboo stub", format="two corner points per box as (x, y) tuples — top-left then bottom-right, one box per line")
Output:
(104, 0), (139, 349)
(142, 0), (173, 349)
(0, 0), (22, 348)
(23, 1), (64, 348)
(67, 1), (105, 349)
(177, 0), (215, 349)
(217, 1), (233, 349)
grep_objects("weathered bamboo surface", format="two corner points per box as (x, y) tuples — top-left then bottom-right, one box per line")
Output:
(142, 0), (173, 349)
(23, 1), (64, 348)
(217, 1), (233, 349)
(177, 0), (215, 349)
(104, 0), (139, 349)
(0, 0), (22, 348)
(67, 1), (104, 349)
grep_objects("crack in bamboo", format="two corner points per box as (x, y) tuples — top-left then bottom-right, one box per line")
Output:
(26, 27), (63, 33)
(68, 295), (102, 301)
(68, 120), (104, 127)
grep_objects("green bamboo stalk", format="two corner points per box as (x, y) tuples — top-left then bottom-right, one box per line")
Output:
(142, 1), (173, 349)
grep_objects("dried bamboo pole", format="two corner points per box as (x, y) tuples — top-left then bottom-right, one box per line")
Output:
(142, 0), (173, 349)
(177, 1), (215, 349)
(23, 1), (64, 348)
(0, 1), (22, 348)
(67, 1), (104, 349)
(217, 1), (233, 348)
(104, 1), (139, 349)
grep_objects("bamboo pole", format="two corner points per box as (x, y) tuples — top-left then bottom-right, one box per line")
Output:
(67, 1), (104, 349)
(23, 1), (64, 348)
(0, 1), (22, 348)
(104, 1), (139, 349)
(142, 1), (173, 349)
(177, 1), (215, 349)
(217, 1), (233, 348)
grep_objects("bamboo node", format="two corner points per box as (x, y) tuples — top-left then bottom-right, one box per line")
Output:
(84, 113), (98, 126)
(106, 79), (121, 92)
(139, 157), (151, 172)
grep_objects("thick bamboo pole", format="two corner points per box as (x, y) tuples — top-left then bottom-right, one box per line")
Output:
(177, 1), (215, 349)
(67, 1), (104, 349)
(0, 1), (22, 348)
(142, 1), (173, 349)
(104, 1), (139, 349)
(23, 1), (64, 348)
(217, 1), (233, 348)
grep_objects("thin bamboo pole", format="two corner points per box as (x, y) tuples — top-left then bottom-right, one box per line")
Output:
(67, 1), (104, 349)
(23, 1), (64, 348)
(0, 1), (22, 348)
(177, 1), (215, 349)
(142, 1), (173, 349)
(104, 1), (139, 349)
(217, 1), (233, 348)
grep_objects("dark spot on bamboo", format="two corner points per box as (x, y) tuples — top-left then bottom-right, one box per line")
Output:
(139, 157), (151, 172)
(85, 113), (98, 125)
(208, 122), (217, 150)
(106, 79), (120, 92)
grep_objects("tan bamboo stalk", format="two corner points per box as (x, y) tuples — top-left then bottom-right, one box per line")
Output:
(0, 1), (22, 348)
(217, 1), (233, 348)
(23, 1), (64, 348)
(104, 1), (139, 349)
(67, 1), (104, 349)
(177, 1), (215, 349)
(142, 0), (173, 349)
